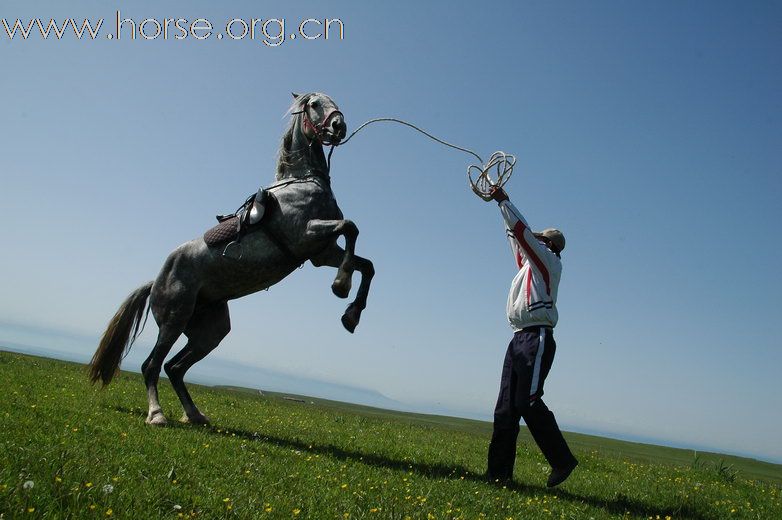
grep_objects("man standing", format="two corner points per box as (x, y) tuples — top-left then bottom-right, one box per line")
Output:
(486, 186), (578, 488)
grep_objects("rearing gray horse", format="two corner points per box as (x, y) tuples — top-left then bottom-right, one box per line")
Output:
(89, 92), (374, 426)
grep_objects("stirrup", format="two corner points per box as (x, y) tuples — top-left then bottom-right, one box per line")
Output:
(222, 240), (243, 260)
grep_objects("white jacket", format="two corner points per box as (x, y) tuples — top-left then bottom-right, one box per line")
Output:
(499, 200), (561, 331)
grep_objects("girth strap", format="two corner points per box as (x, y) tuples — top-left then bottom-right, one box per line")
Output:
(217, 191), (305, 267)
(260, 197), (307, 266)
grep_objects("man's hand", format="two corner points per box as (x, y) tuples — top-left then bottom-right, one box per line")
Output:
(489, 186), (509, 203)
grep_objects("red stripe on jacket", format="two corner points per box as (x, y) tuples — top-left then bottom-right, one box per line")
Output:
(512, 220), (551, 295)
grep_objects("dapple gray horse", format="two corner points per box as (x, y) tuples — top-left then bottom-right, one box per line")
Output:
(89, 93), (374, 426)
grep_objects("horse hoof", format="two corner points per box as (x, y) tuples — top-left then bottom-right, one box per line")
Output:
(341, 314), (357, 333)
(145, 410), (168, 426)
(341, 307), (360, 333)
(180, 413), (211, 425)
(331, 279), (351, 299)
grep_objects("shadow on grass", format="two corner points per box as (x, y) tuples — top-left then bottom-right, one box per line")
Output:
(110, 405), (709, 519)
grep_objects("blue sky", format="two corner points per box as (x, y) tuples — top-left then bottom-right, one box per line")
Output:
(1, 1), (780, 463)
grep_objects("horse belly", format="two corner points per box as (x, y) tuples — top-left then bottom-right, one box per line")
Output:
(201, 250), (299, 301)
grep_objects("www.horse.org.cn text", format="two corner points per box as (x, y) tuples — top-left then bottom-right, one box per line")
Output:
(1, 11), (345, 47)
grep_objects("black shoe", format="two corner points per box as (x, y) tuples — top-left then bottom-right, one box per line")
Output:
(547, 459), (578, 488)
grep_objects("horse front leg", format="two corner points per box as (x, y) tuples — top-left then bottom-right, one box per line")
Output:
(311, 244), (374, 333)
(305, 219), (358, 299)
(340, 254), (374, 332)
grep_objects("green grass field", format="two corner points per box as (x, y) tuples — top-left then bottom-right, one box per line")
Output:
(1, 350), (780, 519)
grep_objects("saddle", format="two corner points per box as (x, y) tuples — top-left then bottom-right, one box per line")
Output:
(203, 189), (301, 263)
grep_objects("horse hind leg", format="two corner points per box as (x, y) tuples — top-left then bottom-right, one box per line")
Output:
(141, 323), (186, 426)
(141, 287), (197, 426)
(164, 302), (230, 425)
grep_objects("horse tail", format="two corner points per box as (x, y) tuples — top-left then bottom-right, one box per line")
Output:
(89, 281), (154, 386)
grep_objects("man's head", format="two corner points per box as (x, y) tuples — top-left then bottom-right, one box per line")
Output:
(533, 228), (565, 255)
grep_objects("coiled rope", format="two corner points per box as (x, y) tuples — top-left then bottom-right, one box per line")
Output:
(336, 117), (516, 200)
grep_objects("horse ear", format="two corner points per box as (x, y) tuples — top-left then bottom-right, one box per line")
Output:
(291, 92), (300, 99)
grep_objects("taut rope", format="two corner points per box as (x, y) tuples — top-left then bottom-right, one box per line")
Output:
(336, 117), (516, 201)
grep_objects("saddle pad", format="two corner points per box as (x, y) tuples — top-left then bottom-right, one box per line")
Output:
(203, 217), (239, 247)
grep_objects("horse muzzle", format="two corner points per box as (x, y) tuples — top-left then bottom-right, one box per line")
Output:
(323, 114), (347, 145)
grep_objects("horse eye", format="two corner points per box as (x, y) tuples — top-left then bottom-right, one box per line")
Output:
(310, 100), (320, 108)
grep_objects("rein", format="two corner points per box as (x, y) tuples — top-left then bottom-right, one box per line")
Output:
(334, 117), (516, 200)
(267, 173), (330, 192)
(339, 117), (484, 163)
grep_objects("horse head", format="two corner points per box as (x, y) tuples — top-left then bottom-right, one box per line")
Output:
(277, 92), (347, 180)
(292, 92), (347, 146)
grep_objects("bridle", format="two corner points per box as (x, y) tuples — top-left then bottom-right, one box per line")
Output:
(295, 103), (344, 147)
(289, 100), (345, 172)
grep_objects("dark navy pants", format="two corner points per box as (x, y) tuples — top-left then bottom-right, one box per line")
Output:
(487, 326), (576, 480)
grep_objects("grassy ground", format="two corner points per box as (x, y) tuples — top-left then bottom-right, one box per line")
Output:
(1, 350), (780, 519)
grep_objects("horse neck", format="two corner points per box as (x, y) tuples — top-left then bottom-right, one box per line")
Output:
(276, 117), (329, 181)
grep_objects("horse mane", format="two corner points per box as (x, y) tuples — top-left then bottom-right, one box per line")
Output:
(276, 93), (314, 180)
